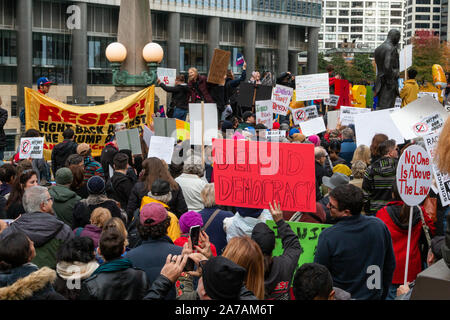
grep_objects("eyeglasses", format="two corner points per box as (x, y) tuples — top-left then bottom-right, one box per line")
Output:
(46, 197), (54, 202)
(327, 202), (339, 210)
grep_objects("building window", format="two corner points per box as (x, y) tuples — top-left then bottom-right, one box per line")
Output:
(365, 26), (375, 33)
(391, 2), (402, 8)
(351, 18), (363, 24)
(220, 20), (244, 46)
(0, 29), (16, 65)
(390, 10), (402, 16)
(33, 0), (69, 31)
(378, 18), (389, 24)
(326, 9), (336, 15)
(416, 0), (431, 4)
(338, 26), (349, 32)
(365, 2), (375, 7)
(433, 0), (440, 4)
(180, 43), (207, 74)
(10, 96), (17, 117)
(325, 42), (335, 48)
(326, 1), (337, 8)
(255, 48), (276, 74)
(87, 4), (119, 35)
(339, 1), (349, 8)
(433, 7), (440, 12)
(180, 16), (207, 43)
(325, 26), (336, 32)
(152, 12), (168, 41)
(0, 66), (16, 83)
(324, 34), (336, 40)
(416, 15), (431, 20)
(391, 19), (402, 25)
(88, 36), (116, 70)
(325, 18), (336, 24)
(352, 10), (363, 16)
(433, 15), (440, 20)
(351, 2), (363, 8)
(379, 10), (389, 16)
(365, 10), (374, 16)
(366, 18), (375, 24)
(433, 23), (440, 28)
(351, 26), (362, 32)
(220, 45), (244, 74)
(378, 1), (389, 7)
(415, 23), (430, 28)
(338, 18), (349, 24)
(0, 0), (15, 28)
(339, 10), (349, 15)
(416, 7), (430, 12)
(338, 34), (348, 40)
(256, 23), (277, 48)
(366, 35), (375, 41)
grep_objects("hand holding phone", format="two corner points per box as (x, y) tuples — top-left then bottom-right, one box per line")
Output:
(189, 225), (201, 247)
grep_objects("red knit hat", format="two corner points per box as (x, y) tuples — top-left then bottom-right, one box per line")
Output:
(272, 122), (280, 130)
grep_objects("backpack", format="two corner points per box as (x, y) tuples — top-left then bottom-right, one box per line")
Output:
(126, 208), (143, 249)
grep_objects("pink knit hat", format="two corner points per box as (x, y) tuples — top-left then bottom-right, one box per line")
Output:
(308, 135), (321, 147)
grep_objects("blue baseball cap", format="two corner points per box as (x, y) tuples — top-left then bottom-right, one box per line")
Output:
(289, 128), (300, 137)
(37, 77), (52, 88)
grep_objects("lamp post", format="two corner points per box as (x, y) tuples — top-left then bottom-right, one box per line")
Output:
(106, 41), (163, 87)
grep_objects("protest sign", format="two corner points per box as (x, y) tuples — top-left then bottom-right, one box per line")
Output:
(19, 137), (44, 159)
(25, 87), (153, 160)
(394, 97), (402, 109)
(412, 113), (444, 137)
(148, 136), (176, 165)
(116, 128), (141, 155)
(266, 220), (331, 267)
(418, 92), (439, 101)
(154, 117), (178, 140)
(423, 130), (450, 206)
(324, 95), (339, 107)
(399, 44), (413, 73)
(142, 124), (154, 147)
(340, 106), (371, 126)
(354, 109), (405, 147)
(326, 110), (340, 129)
(390, 95), (448, 140)
(255, 100), (273, 128)
(157, 67), (176, 87)
(236, 53), (244, 66)
(237, 83), (273, 107)
(212, 139), (316, 212)
(265, 130), (286, 140)
(189, 103), (218, 146)
(271, 85), (293, 116)
(396, 145), (433, 206)
(295, 73), (330, 101)
(207, 48), (231, 85)
(292, 106), (319, 126)
(299, 117), (326, 137)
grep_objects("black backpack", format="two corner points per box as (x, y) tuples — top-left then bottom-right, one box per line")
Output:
(127, 208), (143, 249)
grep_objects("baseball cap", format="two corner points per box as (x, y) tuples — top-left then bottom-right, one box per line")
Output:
(140, 202), (168, 226)
(37, 77), (52, 88)
(242, 111), (255, 121)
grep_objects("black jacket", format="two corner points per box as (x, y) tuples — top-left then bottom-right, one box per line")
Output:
(100, 143), (119, 180)
(159, 83), (190, 110)
(108, 171), (136, 214)
(264, 219), (302, 300)
(315, 161), (332, 201)
(276, 72), (295, 88)
(79, 266), (148, 300)
(208, 84), (226, 112)
(0, 107), (7, 149)
(225, 70), (247, 106)
(51, 139), (78, 174)
(72, 198), (123, 229)
(127, 181), (188, 219)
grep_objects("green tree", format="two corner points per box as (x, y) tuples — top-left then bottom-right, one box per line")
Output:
(318, 52), (328, 73)
(349, 53), (376, 84)
(330, 53), (348, 79)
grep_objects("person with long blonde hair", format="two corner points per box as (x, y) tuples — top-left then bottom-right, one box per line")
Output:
(187, 67), (213, 103)
(351, 144), (371, 167)
(222, 236), (265, 300)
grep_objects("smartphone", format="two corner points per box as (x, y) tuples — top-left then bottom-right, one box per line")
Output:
(183, 257), (195, 272)
(189, 225), (201, 247)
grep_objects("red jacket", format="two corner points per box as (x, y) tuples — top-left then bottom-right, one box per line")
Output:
(376, 201), (435, 284)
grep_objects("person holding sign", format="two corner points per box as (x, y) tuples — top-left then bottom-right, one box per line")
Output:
(157, 75), (190, 121)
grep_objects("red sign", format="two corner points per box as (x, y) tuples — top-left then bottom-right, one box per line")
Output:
(212, 139), (316, 212)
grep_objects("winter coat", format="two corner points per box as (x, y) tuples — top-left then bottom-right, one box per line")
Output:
(54, 260), (99, 300)
(49, 184), (81, 227)
(339, 139), (357, 167)
(0, 212), (74, 269)
(315, 160), (332, 201)
(376, 201), (435, 284)
(188, 75), (213, 103)
(208, 84), (226, 112)
(74, 224), (102, 248)
(199, 206), (234, 255)
(127, 236), (182, 300)
(159, 83), (190, 110)
(314, 214), (396, 300)
(225, 69), (247, 106)
(83, 156), (104, 183)
(0, 264), (65, 300)
(108, 171), (135, 214)
(0, 106), (7, 149)
(399, 79), (419, 107)
(127, 181), (188, 219)
(264, 219), (302, 300)
(223, 210), (273, 242)
(51, 139), (78, 174)
(5, 201), (25, 220)
(100, 143), (118, 180)
(175, 173), (207, 212)
(72, 195), (123, 229)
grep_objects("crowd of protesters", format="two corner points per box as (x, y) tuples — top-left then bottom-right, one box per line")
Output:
(0, 64), (449, 301)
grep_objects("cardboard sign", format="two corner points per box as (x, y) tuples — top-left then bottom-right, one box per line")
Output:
(326, 110), (340, 129)
(418, 92), (439, 101)
(324, 95), (339, 107)
(423, 130), (450, 206)
(399, 44), (413, 73)
(116, 128), (141, 155)
(390, 96), (448, 140)
(212, 139), (316, 212)
(412, 113), (444, 137)
(271, 85), (293, 116)
(354, 109), (405, 147)
(19, 137), (44, 159)
(157, 67), (176, 87)
(295, 73), (330, 101)
(255, 100), (273, 129)
(396, 145), (433, 206)
(266, 220), (331, 268)
(340, 106), (371, 126)
(189, 103), (218, 146)
(148, 136), (176, 165)
(299, 117), (326, 137)
(207, 48), (231, 85)
(237, 83), (273, 107)
(292, 106), (319, 126)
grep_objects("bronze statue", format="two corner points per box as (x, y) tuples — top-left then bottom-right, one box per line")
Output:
(374, 30), (401, 110)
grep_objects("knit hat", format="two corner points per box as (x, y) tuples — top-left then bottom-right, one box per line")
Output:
(77, 143), (90, 156)
(237, 207), (263, 218)
(140, 202), (168, 226)
(151, 179), (170, 196)
(308, 135), (321, 147)
(55, 167), (73, 185)
(221, 120), (233, 132)
(251, 223), (275, 255)
(86, 176), (106, 195)
(289, 128), (300, 137)
(179, 211), (203, 234)
(202, 256), (246, 300)
(291, 133), (306, 142)
(272, 122), (280, 130)
(322, 172), (350, 190)
(333, 164), (352, 177)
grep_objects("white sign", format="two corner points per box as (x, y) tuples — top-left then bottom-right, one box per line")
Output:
(412, 113), (444, 137)
(396, 145), (433, 206)
(265, 130), (286, 140)
(157, 67), (177, 87)
(142, 124), (154, 147)
(354, 109), (405, 147)
(423, 130), (450, 206)
(116, 128), (141, 155)
(418, 92), (439, 101)
(394, 97), (402, 109)
(292, 106), (319, 126)
(326, 110), (340, 129)
(340, 106), (371, 126)
(19, 137), (44, 159)
(189, 103), (218, 146)
(148, 136), (176, 165)
(399, 44), (413, 73)
(271, 85), (293, 116)
(255, 100), (273, 129)
(299, 117), (326, 137)
(390, 95), (448, 140)
(295, 73), (330, 101)
(324, 95), (339, 107)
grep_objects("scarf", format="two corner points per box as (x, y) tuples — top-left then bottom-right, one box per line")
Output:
(92, 258), (133, 276)
(56, 261), (99, 280)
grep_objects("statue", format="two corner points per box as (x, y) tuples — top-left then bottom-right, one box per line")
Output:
(374, 29), (401, 110)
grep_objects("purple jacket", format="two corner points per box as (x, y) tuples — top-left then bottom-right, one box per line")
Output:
(74, 224), (102, 248)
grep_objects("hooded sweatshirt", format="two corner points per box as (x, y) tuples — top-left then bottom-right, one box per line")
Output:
(49, 184), (81, 227)
(399, 79), (419, 107)
(51, 139), (78, 174)
(0, 212), (74, 269)
(223, 208), (273, 242)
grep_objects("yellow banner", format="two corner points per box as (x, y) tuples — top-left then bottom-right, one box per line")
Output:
(25, 86), (154, 160)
